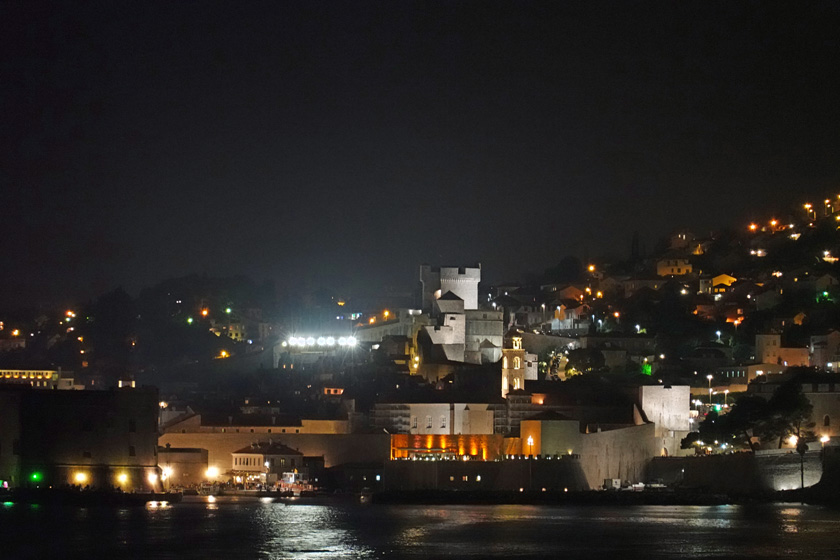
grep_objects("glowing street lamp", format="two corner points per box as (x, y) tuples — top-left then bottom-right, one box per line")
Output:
(527, 435), (534, 457)
(707, 375), (714, 405)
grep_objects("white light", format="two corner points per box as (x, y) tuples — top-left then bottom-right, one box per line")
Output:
(317, 337), (326, 346)
(206, 466), (219, 478)
(347, 336), (357, 346)
(326, 337), (335, 346)
(288, 337), (297, 346)
(305, 337), (315, 346)
(338, 337), (347, 346)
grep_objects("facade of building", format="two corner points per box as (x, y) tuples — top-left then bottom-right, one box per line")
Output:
(501, 336), (538, 397)
(230, 441), (307, 485)
(656, 257), (693, 277)
(0, 369), (76, 390)
(372, 402), (496, 436)
(810, 330), (840, 369)
(0, 385), (160, 490)
(755, 333), (809, 366)
(420, 264), (481, 313)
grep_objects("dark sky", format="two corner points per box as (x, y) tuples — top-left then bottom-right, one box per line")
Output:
(2, 1), (839, 307)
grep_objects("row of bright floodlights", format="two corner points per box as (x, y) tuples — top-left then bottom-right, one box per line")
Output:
(284, 336), (358, 348)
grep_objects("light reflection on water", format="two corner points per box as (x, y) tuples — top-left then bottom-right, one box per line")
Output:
(2, 499), (840, 559)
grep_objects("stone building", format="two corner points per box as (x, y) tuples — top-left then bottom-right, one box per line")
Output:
(0, 385), (160, 490)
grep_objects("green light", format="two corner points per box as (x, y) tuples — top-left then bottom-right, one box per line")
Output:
(714, 404), (721, 412)
(187, 317), (194, 324)
(225, 308), (231, 314)
(824, 292), (829, 297)
(3, 502), (13, 507)
(641, 364), (652, 376)
(30, 472), (42, 482)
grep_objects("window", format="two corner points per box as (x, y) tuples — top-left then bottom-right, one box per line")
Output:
(440, 416), (447, 429)
(503, 357), (508, 369)
(128, 446), (136, 457)
(426, 416), (432, 429)
(513, 357), (521, 369)
(825, 415), (831, 427)
(411, 416), (418, 429)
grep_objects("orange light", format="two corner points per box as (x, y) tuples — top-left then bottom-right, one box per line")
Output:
(748, 223), (757, 231)
(201, 309), (209, 317)
(769, 219), (777, 227)
(11, 329), (20, 336)
(383, 310), (390, 319)
(613, 311), (620, 318)
(369, 317), (376, 324)
(588, 264), (595, 272)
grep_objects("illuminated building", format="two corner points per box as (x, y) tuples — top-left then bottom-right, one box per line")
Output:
(501, 335), (538, 397)
(0, 369), (77, 390)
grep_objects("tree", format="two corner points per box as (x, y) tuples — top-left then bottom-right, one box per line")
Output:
(565, 348), (605, 376)
(763, 379), (814, 448)
(681, 381), (814, 453)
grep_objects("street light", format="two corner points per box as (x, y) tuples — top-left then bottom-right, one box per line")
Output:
(723, 389), (729, 407)
(527, 435), (534, 457)
(707, 375), (713, 406)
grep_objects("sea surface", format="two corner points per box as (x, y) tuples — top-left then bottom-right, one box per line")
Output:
(2, 497), (840, 559)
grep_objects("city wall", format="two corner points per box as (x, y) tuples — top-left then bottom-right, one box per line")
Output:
(647, 450), (824, 493)
(384, 457), (588, 492)
(158, 433), (391, 476)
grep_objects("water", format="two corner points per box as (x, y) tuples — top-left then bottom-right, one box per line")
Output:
(2, 497), (840, 559)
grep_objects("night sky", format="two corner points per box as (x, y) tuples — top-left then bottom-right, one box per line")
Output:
(3, 1), (840, 307)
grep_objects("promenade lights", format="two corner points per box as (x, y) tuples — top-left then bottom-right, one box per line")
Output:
(707, 375), (714, 405)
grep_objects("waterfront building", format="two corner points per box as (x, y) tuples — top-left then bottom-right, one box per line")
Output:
(0, 385), (160, 490)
